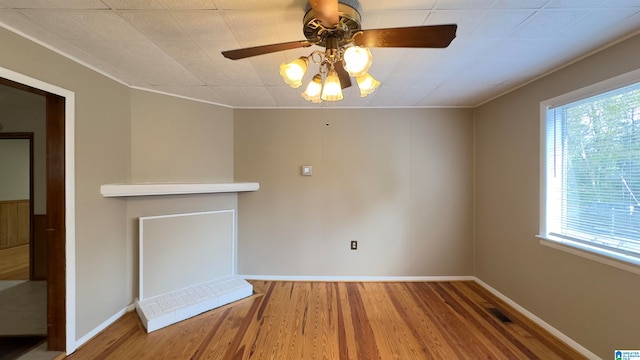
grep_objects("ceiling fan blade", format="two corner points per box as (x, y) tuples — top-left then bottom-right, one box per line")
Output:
(309, 0), (339, 28)
(222, 40), (313, 60)
(354, 24), (457, 49)
(334, 61), (352, 89)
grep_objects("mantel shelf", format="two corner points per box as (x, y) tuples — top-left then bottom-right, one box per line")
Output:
(100, 182), (259, 197)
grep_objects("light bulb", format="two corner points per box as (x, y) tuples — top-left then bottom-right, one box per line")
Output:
(302, 74), (323, 103)
(321, 68), (343, 101)
(279, 57), (308, 88)
(343, 46), (372, 77)
(356, 73), (380, 97)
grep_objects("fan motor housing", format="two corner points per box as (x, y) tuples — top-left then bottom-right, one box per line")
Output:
(303, 0), (362, 47)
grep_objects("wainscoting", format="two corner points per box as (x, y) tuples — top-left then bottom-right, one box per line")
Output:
(0, 199), (29, 249)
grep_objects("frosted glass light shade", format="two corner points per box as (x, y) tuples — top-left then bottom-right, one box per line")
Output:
(321, 69), (343, 101)
(302, 74), (323, 103)
(343, 46), (372, 76)
(356, 73), (380, 97)
(280, 57), (308, 88)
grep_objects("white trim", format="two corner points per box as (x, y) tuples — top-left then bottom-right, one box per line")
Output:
(0, 66), (77, 354)
(74, 304), (134, 350)
(539, 68), (640, 278)
(240, 275), (475, 282)
(473, 277), (600, 360)
(129, 85), (234, 109)
(538, 236), (640, 275)
(100, 182), (259, 197)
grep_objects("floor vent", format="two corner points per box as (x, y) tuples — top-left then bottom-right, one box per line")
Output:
(487, 307), (512, 323)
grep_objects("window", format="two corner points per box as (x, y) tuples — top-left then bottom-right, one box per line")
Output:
(541, 75), (640, 268)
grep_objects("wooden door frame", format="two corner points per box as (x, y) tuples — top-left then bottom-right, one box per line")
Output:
(0, 76), (67, 351)
(0, 133), (34, 278)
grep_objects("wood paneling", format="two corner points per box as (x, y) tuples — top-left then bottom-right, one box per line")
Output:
(66, 281), (586, 360)
(0, 199), (30, 249)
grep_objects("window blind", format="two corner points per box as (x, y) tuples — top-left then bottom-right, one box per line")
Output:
(546, 82), (640, 257)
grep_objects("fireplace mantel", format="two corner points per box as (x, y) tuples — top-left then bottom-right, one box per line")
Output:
(100, 182), (259, 197)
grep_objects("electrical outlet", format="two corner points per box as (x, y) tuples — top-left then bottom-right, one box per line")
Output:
(350, 240), (358, 250)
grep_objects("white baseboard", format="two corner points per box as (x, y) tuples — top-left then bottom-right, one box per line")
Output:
(240, 275), (475, 282)
(73, 303), (135, 353)
(472, 277), (599, 360)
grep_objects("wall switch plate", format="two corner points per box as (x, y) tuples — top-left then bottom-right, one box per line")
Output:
(301, 165), (312, 176)
(350, 240), (357, 250)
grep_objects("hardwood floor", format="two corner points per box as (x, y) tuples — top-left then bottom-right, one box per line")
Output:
(66, 281), (585, 359)
(0, 244), (29, 280)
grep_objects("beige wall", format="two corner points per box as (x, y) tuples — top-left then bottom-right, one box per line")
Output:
(130, 90), (234, 183)
(0, 26), (236, 346)
(127, 90), (235, 299)
(0, 139), (29, 200)
(475, 33), (640, 358)
(0, 26), (131, 340)
(235, 108), (474, 276)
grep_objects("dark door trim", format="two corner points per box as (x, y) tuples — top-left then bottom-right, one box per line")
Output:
(0, 76), (67, 352)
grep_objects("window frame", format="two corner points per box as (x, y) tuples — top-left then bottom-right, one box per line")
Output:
(539, 68), (640, 275)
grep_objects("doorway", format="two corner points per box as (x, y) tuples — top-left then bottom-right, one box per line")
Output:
(0, 76), (66, 351)
(0, 133), (36, 280)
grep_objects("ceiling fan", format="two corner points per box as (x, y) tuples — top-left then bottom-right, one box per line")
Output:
(221, 0), (457, 103)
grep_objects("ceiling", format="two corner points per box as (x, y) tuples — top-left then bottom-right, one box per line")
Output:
(0, 0), (639, 109)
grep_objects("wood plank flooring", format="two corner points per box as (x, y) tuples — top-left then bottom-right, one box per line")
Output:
(66, 281), (586, 359)
(0, 244), (29, 280)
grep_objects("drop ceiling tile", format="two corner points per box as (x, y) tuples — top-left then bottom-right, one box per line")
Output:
(182, 61), (231, 85)
(603, 0), (640, 6)
(120, 12), (186, 40)
(416, 85), (478, 106)
(159, 0), (217, 9)
(364, 0), (437, 10)
(70, 12), (147, 40)
(513, 10), (589, 38)
(434, 0), (496, 10)
(560, 8), (640, 39)
(360, 10), (430, 29)
(471, 10), (534, 38)
(240, 86), (277, 107)
(171, 11), (232, 44)
(101, 0), (165, 9)
(69, 39), (130, 64)
(208, 85), (248, 107)
(0, 10), (58, 39)
(0, 0), (107, 9)
(492, 0), (549, 9)
(114, 40), (174, 62)
(154, 39), (211, 63)
(221, 9), (305, 47)
(267, 85), (305, 107)
(213, 0), (305, 10)
(425, 10), (485, 37)
(217, 60), (264, 86)
(132, 62), (203, 86)
(18, 11), (102, 39)
(544, 0), (605, 8)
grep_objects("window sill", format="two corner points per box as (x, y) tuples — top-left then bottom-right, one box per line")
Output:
(537, 235), (640, 276)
